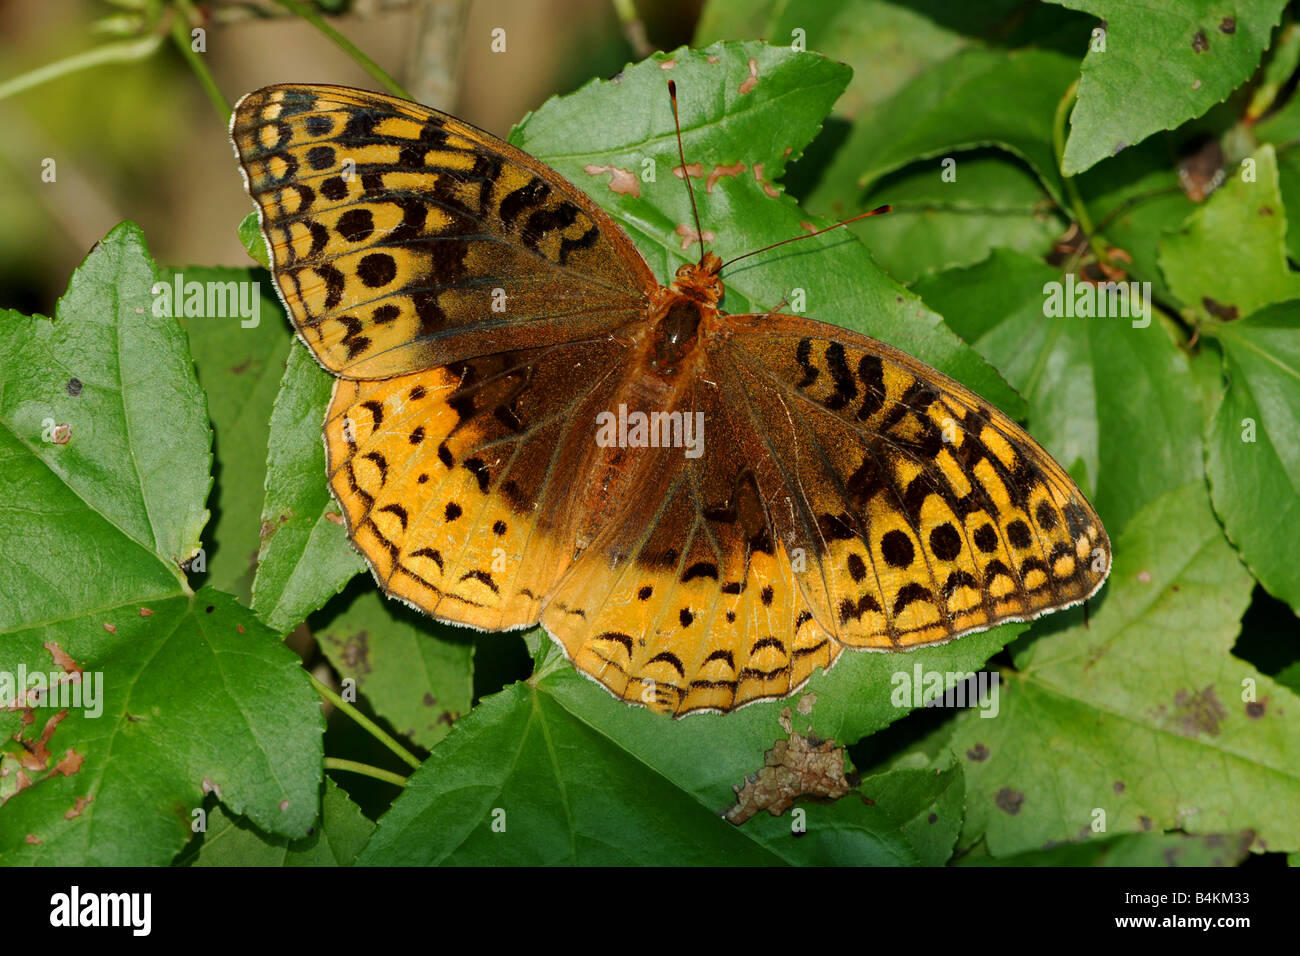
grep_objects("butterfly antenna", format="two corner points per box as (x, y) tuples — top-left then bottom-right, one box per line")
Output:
(667, 80), (707, 267)
(719, 205), (892, 272)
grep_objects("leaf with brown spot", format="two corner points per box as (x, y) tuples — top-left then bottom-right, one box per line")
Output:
(952, 484), (1300, 858)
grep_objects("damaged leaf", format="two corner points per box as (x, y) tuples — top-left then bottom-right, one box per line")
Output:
(951, 483), (1298, 857)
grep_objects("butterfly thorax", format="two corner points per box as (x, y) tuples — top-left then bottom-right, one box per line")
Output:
(647, 252), (724, 377)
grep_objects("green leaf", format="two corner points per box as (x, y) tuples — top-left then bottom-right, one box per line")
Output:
(1279, 149), (1300, 264)
(314, 587), (474, 749)
(959, 829), (1255, 866)
(1049, 0), (1290, 175)
(0, 589), (324, 864)
(807, 47), (1079, 212)
(357, 654), (985, 866)
(697, 0), (1047, 119)
(190, 778), (372, 866)
(950, 482), (1300, 857)
(1160, 145), (1300, 322)
(0, 222), (209, 579)
(357, 682), (781, 865)
(858, 764), (965, 866)
(913, 248), (1204, 535)
(168, 265), (292, 599)
(694, 0), (783, 46)
(357, 609), (1015, 864)
(0, 224), (322, 863)
(1206, 300), (1300, 615)
(237, 211), (271, 270)
(251, 341), (365, 634)
(861, 152), (1066, 284)
(513, 40), (1024, 417)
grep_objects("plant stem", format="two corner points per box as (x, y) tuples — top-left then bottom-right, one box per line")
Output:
(309, 672), (423, 770)
(611, 0), (653, 59)
(0, 34), (163, 103)
(171, 4), (230, 122)
(324, 757), (409, 788)
(1053, 78), (1112, 270)
(273, 0), (410, 98)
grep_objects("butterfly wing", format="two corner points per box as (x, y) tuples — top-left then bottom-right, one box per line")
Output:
(231, 84), (656, 378)
(717, 313), (1110, 647)
(543, 313), (1110, 715)
(325, 334), (634, 631)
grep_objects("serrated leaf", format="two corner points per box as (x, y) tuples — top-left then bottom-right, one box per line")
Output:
(357, 612), (1014, 864)
(807, 47), (1078, 212)
(1206, 300), (1300, 615)
(950, 482), (1300, 857)
(0, 225), (322, 863)
(697, 0), (1047, 119)
(858, 764), (964, 866)
(1050, 0), (1289, 175)
(0, 222), (209, 580)
(1160, 145), (1300, 323)
(861, 153), (1066, 283)
(357, 683), (781, 865)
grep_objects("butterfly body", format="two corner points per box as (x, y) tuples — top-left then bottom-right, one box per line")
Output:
(233, 83), (1110, 716)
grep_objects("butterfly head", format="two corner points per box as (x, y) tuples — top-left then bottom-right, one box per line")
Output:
(670, 251), (724, 307)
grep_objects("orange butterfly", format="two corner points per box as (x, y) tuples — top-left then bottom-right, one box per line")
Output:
(232, 82), (1109, 716)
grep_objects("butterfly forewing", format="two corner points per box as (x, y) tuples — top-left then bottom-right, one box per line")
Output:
(231, 84), (655, 378)
(719, 313), (1110, 649)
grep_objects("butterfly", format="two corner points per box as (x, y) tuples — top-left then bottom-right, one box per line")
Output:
(231, 82), (1110, 716)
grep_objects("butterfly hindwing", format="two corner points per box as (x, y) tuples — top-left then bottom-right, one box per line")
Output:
(232, 84), (655, 378)
(540, 366), (839, 715)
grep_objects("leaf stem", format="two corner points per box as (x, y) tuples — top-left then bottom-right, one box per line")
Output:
(0, 33), (164, 103)
(1052, 78), (1112, 270)
(272, 0), (410, 99)
(171, 2), (230, 122)
(309, 672), (422, 770)
(324, 757), (409, 788)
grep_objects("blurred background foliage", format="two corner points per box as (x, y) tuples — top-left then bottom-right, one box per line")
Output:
(0, 0), (701, 313)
